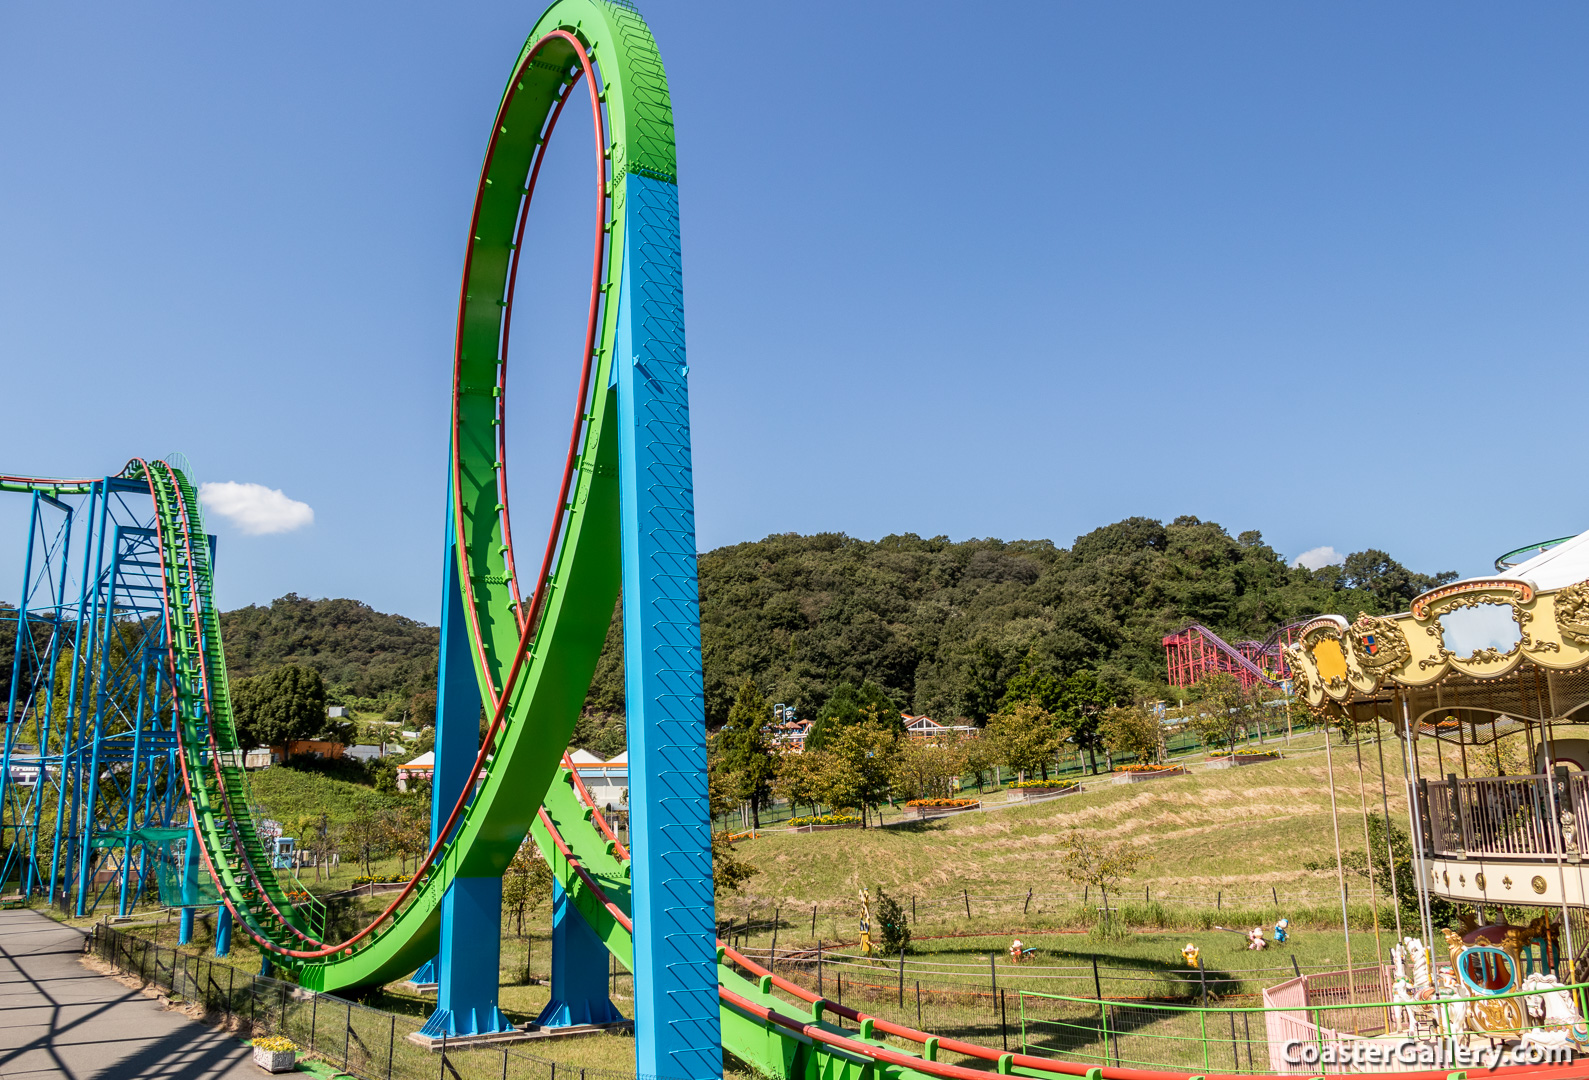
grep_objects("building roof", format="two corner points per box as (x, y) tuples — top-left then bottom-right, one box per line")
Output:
(400, 751), (434, 770)
(570, 750), (627, 769)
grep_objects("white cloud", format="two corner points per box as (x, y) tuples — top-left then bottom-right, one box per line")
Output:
(1292, 545), (1345, 571)
(199, 481), (314, 536)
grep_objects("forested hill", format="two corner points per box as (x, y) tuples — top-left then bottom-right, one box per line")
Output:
(218, 594), (438, 701)
(210, 518), (1453, 729)
(679, 518), (1455, 727)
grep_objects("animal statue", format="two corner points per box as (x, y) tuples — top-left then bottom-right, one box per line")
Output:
(1182, 942), (1201, 970)
(1390, 937), (1452, 1039)
(1008, 938), (1024, 962)
(1273, 917), (1289, 944)
(1247, 926), (1267, 951)
(1519, 972), (1589, 1054)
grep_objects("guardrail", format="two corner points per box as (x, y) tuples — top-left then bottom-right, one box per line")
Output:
(1421, 771), (1589, 860)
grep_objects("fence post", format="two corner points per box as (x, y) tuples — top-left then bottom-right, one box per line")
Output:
(387, 1015), (396, 1080)
(439, 1035), (447, 1080)
(1272, 885), (1279, 907)
(963, 889), (971, 918)
(989, 953), (998, 1013)
(345, 1001), (352, 1071)
(898, 949), (905, 1006)
(770, 908), (780, 973)
(1024, 889), (1032, 915)
(310, 991), (318, 1051)
(811, 904), (818, 938)
(817, 940), (823, 997)
(1000, 988), (1008, 1051)
(916, 980), (922, 1028)
(503, 1046), (509, 1080)
(912, 895), (916, 925)
(1092, 955), (1106, 1064)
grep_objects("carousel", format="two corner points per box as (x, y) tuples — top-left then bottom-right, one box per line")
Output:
(1281, 528), (1589, 1053)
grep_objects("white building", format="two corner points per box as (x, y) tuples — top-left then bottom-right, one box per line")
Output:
(568, 749), (628, 811)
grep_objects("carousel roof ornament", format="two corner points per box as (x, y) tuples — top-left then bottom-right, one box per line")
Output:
(1286, 527), (1589, 723)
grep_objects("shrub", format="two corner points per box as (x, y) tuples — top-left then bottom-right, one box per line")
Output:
(874, 885), (910, 954)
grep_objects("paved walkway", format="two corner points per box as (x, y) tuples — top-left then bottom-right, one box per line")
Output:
(0, 908), (259, 1079)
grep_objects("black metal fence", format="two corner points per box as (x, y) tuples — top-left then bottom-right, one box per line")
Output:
(84, 923), (673, 1080)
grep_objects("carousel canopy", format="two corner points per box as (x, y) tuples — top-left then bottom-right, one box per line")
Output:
(1284, 528), (1589, 730)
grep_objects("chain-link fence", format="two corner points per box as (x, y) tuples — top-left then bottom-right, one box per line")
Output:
(84, 923), (676, 1080)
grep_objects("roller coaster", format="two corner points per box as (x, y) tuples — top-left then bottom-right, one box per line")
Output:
(3, 4), (1584, 1080)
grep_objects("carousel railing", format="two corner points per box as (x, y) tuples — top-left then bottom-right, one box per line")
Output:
(1420, 772), (1589, 860)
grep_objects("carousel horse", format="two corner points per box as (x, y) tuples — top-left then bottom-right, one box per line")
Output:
(1518, 972), (1589, 1055)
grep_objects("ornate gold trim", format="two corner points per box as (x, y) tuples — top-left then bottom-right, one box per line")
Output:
(1348, 611), (1410, 673)
(1557, 580), (1589, 647)
(1412, 579), (1533, 620)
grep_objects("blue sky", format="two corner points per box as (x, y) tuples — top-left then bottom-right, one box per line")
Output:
(3, 1), (1586, 623)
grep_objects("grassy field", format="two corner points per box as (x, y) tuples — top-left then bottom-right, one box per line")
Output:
(721, 726), (1435, 939)
(49, 723), (1472, 1078)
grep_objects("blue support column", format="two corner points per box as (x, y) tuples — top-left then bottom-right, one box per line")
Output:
(178, 826), (198, 945)
(537, 878), (623, 1028)
(215, 903), (232, 957)
(615, 173), (721, 1080)
(418, 495), (511, 1037)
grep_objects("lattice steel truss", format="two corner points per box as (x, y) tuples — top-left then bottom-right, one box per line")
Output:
(1, 476), (200, 915)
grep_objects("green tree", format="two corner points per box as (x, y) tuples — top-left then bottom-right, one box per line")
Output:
(806, 681), (903, 751)
(707, 735), (759, 894)
(874, 885), (911, 954)
(1339, 550), (1458, 612)
(1058, 830), (1141, 921)
(501, 837), (554, 964)
(999, 650), (1064, 713)
(1191, 673), (1252, 754)
(232, 664), (331, 751)
(1055, 670), (1113, 774)
(985, 701), (1064, 779)
(715, 677), (776, 829)
(1100, 703), (1163, 765)
(819, 712), (902, 827)
(891, 730), (968, 802)
(773, 748), (828, 819)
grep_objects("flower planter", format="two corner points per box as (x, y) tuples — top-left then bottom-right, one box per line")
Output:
(1006, 784), (1080, 801)
(791, 822), (861, 833)
(252, 1046), (296, 1074)
(1110, 765), (1186, 785)
(910, 800), (980, 818)
(1204, 752), (1281, 770)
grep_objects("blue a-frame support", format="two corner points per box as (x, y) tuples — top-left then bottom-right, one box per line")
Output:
(416, 176), (716, 1070)
(419, 497), (511, 1037)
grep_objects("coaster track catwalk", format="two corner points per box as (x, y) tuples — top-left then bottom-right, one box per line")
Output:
(8, 3), (1585, 1079)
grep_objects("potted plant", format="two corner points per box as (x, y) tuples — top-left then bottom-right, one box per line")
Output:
(252, 1035), (297, 1074)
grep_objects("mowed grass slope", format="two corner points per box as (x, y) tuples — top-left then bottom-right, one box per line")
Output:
(730, 729), (1442, 923)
